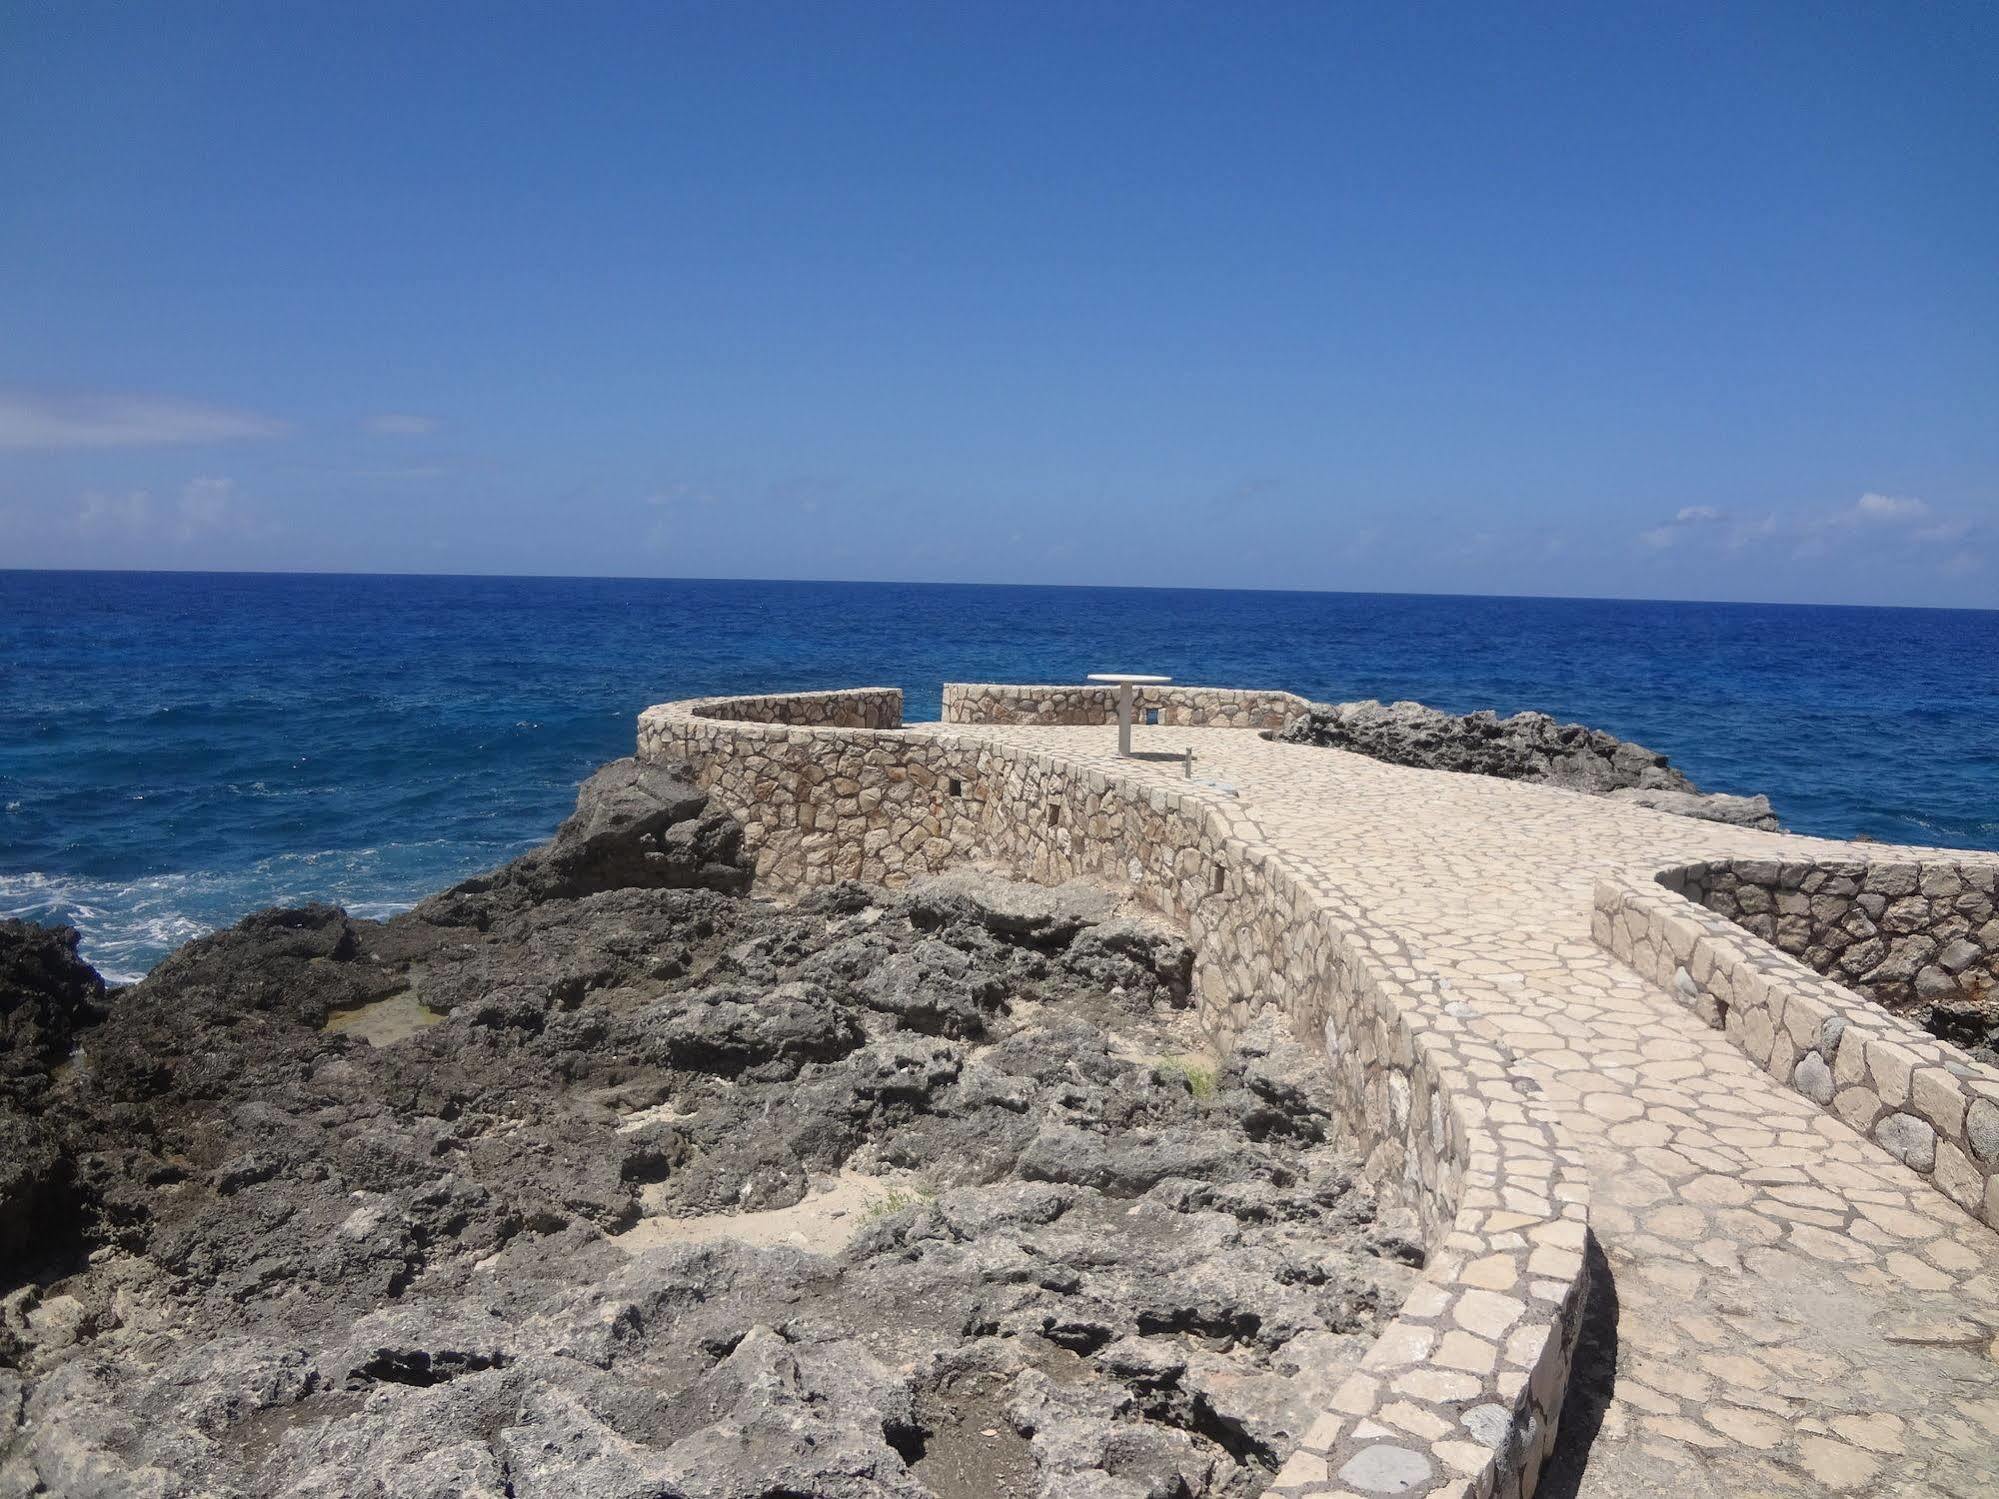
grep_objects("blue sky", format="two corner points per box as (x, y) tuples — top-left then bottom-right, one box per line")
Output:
(2, 2), (1993, 607)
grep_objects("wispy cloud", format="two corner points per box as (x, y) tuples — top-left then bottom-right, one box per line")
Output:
(365, 412), (438, 436)
(71, 476), (272, 544)
(1850, 491), (1929, 523)
(1799, 491), (1959, 557)
(1638, 504), (1729, 549)
(1913, 519), (1971, 544)
(74, 489), (151, 535)
(0, 390), (287, 450)
(1940, 552), (1984, 578)
(1639, 491), (1986, 575)
(175, 476), (235, 539)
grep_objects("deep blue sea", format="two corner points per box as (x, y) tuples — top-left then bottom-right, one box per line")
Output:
(3, 570), (1996, 982)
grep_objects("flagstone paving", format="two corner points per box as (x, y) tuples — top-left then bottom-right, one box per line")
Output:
(927, 721), (1999, 1498)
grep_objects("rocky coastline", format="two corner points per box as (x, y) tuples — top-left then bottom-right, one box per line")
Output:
(0, 759), (1414, 1499)
(1277, 698), (1782, 830)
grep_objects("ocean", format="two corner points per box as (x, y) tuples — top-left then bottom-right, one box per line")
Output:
(3, 570), (1996, 982)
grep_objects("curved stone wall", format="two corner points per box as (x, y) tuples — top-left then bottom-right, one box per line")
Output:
(1674, 856), (1999, 1014)
(639, 686), (1591, 1499)
(681, 686), (903, 729)
(1593, 863), (1999, 1229)
(942, 682), (1309, 731)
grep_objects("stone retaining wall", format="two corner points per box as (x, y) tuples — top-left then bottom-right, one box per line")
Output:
(681, 686), (903, 729)
(639, 687), (1591, 1499)
(1593, 866), (1999, 1230)
(942, 682), (1309, 731)
(1675, 856), (1999, 1012)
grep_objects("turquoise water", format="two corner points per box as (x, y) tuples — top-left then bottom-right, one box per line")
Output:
(3, 570), (1996, 981)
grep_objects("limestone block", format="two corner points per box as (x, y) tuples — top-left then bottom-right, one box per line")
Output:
(1908, 1068), (1968, 1141)
(1833, 1085), (1881, 1132)
(1866, 1044), (1917, 1109)
(1931, 1141), (1982, 1212)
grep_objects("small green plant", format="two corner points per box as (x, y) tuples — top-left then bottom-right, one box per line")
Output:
(860, 1186), (934, 1223)
(1156, 1056), (1218, 1101)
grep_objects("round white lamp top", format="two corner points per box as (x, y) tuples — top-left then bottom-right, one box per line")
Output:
(1086, 673), (1173, 685)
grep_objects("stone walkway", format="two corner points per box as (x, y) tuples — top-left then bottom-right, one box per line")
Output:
(921, 721), (1999, 1498)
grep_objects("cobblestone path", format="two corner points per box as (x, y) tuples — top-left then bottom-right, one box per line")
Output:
(933, 722), (1999, 1498)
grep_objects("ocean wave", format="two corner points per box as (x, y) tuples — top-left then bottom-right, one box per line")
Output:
(2, 871), (217, 984)
(0, 837), (530, 984)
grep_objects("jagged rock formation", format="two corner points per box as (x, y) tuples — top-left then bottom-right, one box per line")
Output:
(1279, 699), (1781, 829)
(0, 760), (1411, 1499)
(0, 921), (106, 1267)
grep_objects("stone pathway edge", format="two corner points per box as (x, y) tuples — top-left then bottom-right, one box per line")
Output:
(1595, 868), (1999, 1230)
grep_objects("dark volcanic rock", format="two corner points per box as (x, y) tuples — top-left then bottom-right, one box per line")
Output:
(1278, 697), (1783, 829)
(0, 921), (107, 1268)
(1278, 698), (1692, 793)
(0, 763), (1409, 1499)
(412, 756), (750, 925)
(0, 1107), (72, 1270)
(0, 919), (105, 1100)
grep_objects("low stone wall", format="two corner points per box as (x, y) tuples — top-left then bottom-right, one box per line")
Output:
(681, 686), (903, 729)
(942, 682), (1309, 731)
(639, 687), (1590, 1499)
(1676, 856), (1999, 1011)
(639, 700), (982, 887)
(1593, 865), (1999, 1229)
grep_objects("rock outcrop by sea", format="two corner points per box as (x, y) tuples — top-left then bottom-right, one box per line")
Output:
(0, 759), (1411, 1499)
(1278, 698), (1782, 830)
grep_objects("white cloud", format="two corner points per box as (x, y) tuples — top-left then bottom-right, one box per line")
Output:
(69, 476), (268, 545)
(74, 490), (152, 535)
(1639, 505), (1727, 549)
(1804, 491), (1967, 554)
(0, 390), (286, 450)
(365, 412), (438, 436)
(1913, 519), (1971, 544)
(1940, 552), (1984, 578)
(176, 476), (234, 539)
(1852, 492), (1930, 523)
(1643, 490), (1977, 563)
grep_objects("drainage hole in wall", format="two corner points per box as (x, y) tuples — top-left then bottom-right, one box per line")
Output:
(1212, 862), (1226, 894)
(1047, 802), (1061, 828)
(947, 777), (963, 797)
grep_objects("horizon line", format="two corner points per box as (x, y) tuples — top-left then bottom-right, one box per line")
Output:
(0, 564), (1992, 617)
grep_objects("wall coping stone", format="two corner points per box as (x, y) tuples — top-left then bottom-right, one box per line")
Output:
(942, 681), (1311, 732)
